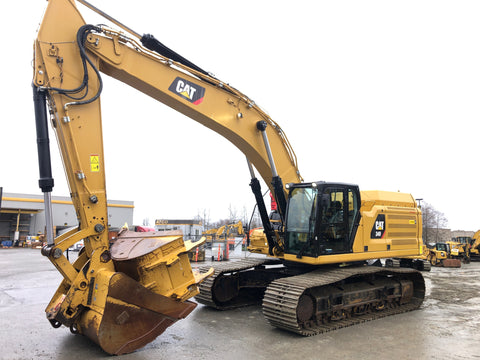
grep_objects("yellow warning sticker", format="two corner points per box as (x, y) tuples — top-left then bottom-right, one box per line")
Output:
(90, 155), (100, 172)
(409, 220), (416, 225)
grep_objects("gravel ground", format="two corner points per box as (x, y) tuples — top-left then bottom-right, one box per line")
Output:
(1, 248), (479, 360)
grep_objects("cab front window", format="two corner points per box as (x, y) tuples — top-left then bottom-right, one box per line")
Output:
(285, 187), (317, 255)
(285, 183), (360, 257)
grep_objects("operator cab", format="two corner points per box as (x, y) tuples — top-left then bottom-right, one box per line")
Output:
(436, 243), (450, 253)
(284, 182), (361, 258)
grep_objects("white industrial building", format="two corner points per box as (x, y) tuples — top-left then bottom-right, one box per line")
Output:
(154, 219), (203, 240)
(0, 191), (133, 246)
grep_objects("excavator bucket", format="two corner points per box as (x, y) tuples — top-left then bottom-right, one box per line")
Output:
(45, 230), (212, 355)
(79, 272), (197, 355)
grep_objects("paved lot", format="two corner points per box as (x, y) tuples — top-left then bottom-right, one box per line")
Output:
(1, 248), (479, 360)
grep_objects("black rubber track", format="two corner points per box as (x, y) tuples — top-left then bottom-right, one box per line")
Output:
(262, 266), (425, 336)
(195, 258), (282, 309)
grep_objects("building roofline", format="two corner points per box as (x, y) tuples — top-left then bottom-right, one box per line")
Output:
(2, 192), (134, 210)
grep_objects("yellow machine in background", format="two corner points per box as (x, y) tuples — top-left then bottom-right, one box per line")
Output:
(203, 221), (245, 242)
(202, 221), (244, 261)
(470, 231), (480, 258)
(425, 243), (460, 267)
(388, 241), (462, 270)
(220, 221), (245, 239)
(33, 0), (425, 353)
(447, 236), (472, 262)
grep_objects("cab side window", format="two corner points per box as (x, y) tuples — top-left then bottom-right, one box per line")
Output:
(318, 186), (359, 254)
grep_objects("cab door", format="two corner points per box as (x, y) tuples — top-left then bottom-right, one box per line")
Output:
(317, 185), (360, 254)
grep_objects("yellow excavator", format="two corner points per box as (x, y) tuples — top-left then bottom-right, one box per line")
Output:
(33, 0), (425, 354)
(203, 221), (244, 241)
(470, 231), (480, 259)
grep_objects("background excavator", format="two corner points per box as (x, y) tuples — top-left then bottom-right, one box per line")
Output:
(33, 0), (425, 354)
(470, 231), (480, 259)
(203, 221), (245, 242)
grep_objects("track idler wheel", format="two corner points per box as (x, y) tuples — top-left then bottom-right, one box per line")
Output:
(296, 294), (315, 323)
(213, 275), (240, 303)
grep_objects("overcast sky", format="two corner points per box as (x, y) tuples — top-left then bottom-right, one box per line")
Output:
(2, 1), (479, 230)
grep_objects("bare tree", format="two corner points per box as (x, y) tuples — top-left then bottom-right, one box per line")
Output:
(245, 206), (262, 229)
(228, 204), (238, 223)
(241, 206), (248, 226)
(195, 208), (211, 231)
(421, 202), (448, 244)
